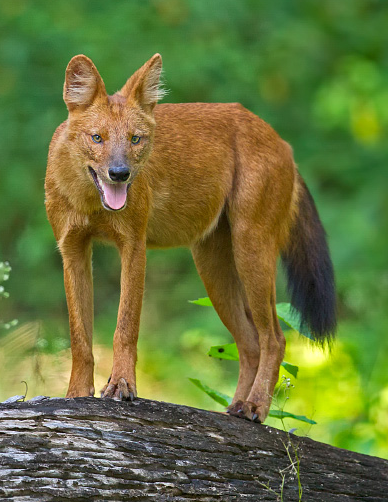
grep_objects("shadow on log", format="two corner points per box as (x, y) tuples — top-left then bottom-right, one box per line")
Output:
(0, 397), (387, 501)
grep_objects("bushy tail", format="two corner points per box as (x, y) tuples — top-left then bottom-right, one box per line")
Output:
(281, 175), (337, 344)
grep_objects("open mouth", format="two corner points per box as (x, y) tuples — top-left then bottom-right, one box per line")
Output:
(89, 167), (130, 211)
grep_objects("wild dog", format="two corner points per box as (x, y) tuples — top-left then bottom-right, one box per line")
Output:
(45, 54), (336, 423)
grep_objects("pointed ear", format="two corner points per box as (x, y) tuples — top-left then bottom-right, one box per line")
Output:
(63, 55), (108, 112)
(119, 54), (165, 113)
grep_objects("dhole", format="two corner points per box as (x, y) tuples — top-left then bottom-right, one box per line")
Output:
(45, 54), (336, 423)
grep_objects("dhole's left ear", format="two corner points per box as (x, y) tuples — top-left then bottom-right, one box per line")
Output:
(119, 54), (165, 113)
(64, 55), (108, 112)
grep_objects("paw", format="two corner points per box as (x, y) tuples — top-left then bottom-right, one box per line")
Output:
(227, 400), (266, 423)
(100, 377), (136, 401)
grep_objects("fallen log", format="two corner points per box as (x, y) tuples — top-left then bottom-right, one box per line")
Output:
(0, 397), (387, 501)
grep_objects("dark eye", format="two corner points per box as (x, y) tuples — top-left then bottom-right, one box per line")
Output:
(91, 134), (102, 143)
(131, 135), (141, 145)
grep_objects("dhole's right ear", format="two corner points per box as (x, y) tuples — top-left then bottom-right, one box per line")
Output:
(64, 55), (108, 112)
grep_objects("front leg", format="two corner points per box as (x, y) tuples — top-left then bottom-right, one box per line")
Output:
(61, 237), (95, 398)
(101, 239), (146, 400)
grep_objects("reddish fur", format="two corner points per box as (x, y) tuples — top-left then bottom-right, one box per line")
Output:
(45, 54), (330, 422)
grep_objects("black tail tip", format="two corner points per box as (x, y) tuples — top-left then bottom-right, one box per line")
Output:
(285, 259), (337, 347)
(281, 177), (337, 347)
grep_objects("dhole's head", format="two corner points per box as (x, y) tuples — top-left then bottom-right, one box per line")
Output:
(63, 54), (165, 211)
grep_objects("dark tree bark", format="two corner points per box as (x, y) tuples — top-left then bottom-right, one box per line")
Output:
(0, 397), (387, 501)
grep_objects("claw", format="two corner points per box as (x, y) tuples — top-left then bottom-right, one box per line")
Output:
(101, 377), (136, 402)
(227, 400), (264, 423)
(227, 400), (244, 417)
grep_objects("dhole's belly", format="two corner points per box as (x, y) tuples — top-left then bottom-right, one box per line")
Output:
(146, 188), (226, 248)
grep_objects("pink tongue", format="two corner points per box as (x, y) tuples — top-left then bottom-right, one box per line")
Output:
(101, 181), (128, 210)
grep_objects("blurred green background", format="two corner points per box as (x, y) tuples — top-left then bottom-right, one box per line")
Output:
(1, 0), (387, 458)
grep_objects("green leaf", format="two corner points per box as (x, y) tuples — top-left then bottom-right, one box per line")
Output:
(208, 343), (239, 360)
(189, 297), (213, 307)
(268, 409), (317, 425)
(281, 361), (299, 378)
(276, 303), (315, 340)
(189, 378), (232, 407)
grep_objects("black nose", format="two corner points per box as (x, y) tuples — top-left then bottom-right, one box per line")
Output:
(108, 166), (130, 182)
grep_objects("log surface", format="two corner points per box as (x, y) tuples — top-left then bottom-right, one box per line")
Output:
(0, 397), (387, 501)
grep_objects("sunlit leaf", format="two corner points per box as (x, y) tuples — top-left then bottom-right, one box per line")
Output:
(188, 297), (213, 307)
(208, 343), (239, 360)
(281, 361), (299, 378)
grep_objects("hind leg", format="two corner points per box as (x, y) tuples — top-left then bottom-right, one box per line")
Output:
(229, 222), (286, 423)
(191, 214), (261, 403)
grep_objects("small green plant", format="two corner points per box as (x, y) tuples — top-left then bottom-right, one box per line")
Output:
(256, 434), (303, 501)
(188, 297), (316, 425)
(0, 261), (18, 330)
